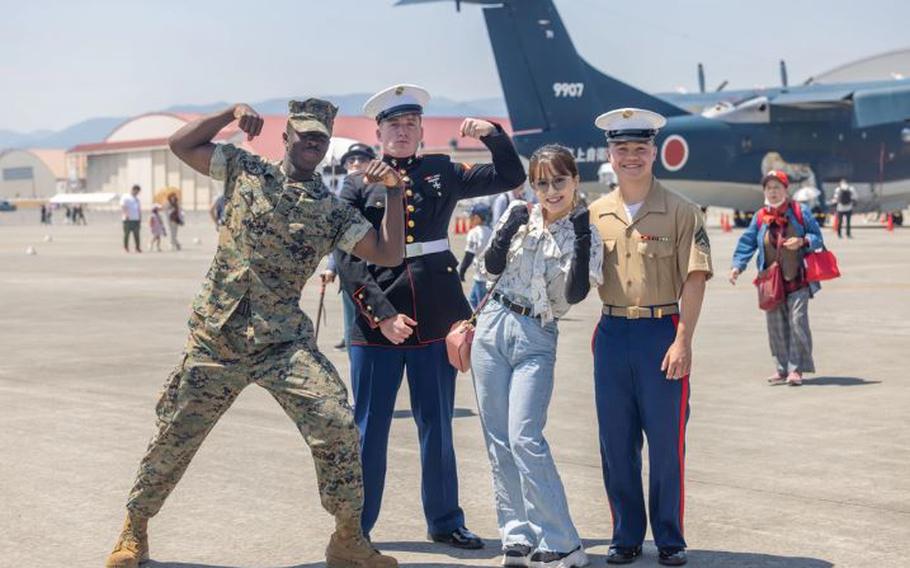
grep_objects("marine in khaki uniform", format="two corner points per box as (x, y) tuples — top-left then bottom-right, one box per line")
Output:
(105, 99), (405, 568)
(588, 109), (712, 567)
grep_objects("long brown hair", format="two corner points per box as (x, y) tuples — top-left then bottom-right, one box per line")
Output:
(528, 144), (578, 183)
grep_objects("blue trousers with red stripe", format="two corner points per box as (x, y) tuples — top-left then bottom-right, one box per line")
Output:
(593, 314), (689, 551)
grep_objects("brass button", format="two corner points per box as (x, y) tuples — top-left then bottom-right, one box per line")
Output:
(626, 280), (633, 286)
(407, 205), (415, 213)
(408, 220), (415, 228)
(373, 316), (380, 322)
(447, 266), (453, 272)
(626, 252), (631, 258)
(406, 235), (415, 243)
(402, 176), (411, 183)
(399, 169), (407, 175)
(405, 189), (414, 197)
(358, 293), (364, 300)
(367, 305), (373, 312)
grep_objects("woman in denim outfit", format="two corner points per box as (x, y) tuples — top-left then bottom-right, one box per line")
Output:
(729, 170), (825, 385)
(471, 145), (603, 568)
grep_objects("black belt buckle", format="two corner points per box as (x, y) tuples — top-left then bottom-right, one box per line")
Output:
(494, 292), (534, 318)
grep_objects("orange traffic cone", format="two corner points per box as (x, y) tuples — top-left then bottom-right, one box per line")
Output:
(887, 213), (894, 232)
(832, 213), (840, 234)
(721, 213), (732, 233)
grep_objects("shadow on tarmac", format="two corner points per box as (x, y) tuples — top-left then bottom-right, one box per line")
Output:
(393, 407), (477, 419)
(148, 544), (835, 567)
(800, 376), (881, 386)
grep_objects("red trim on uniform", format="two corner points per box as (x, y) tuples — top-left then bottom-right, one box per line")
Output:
(352, 285), (381, 329)
(671, 314), (688, 535)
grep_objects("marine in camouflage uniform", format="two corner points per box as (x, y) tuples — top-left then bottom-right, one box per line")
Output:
(106, 99), (400, 568)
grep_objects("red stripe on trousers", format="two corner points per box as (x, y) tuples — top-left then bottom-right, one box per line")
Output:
(671, 314), (688, 535)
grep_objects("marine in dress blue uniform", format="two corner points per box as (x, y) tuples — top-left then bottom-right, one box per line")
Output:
(588, 109), (713, 566)
(334, 84), (526, 547)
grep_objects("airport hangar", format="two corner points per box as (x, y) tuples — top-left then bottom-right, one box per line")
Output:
(66, 112), (513, 212)
(0, 149), (70, 200)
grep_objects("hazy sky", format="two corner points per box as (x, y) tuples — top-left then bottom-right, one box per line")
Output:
(2, 0), (908, 132)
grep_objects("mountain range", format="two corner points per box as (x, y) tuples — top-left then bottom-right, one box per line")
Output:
(0, 94), (507, 150)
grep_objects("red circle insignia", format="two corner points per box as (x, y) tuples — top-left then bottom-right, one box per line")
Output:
(661, 135), (689, 172)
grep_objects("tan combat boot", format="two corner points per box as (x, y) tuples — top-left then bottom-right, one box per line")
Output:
(325, 518), (398, 568)
(104, 513), (149, 568)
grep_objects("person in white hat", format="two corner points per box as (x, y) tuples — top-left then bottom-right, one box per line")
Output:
(333, 83), (526, 550)
(588, 108), (713, 566)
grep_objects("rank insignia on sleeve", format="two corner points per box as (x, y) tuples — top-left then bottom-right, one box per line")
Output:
(694, 226), (711, 253)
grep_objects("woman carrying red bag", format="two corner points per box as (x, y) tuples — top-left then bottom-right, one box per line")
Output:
(729, 170), (826, 386)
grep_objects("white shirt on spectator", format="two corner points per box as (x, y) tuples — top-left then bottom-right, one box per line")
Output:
(121, 194), (141, 221)
(465, 224), (493, 282)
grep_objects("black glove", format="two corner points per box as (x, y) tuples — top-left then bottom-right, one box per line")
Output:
(498, 205), (530, 242)
(485, 204), (529, 275)
(570, 205), (591, 237)
(565, 205), (593, 304)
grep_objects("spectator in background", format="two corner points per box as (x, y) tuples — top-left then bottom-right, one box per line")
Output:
(493, 186), (525, 225)
(149, 204), (167, 252)
(166, 193), (184, 251)
(121, 185), (142, 252)
(73, 205), (87, 225)
(209, 193), (225, 228)
(730, 170), (825, 386)
(458, 203), (493, 309)
(831, 179), (857, 239)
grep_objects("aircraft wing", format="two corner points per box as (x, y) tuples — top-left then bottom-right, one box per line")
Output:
(853, 84), (910, 127)
(769, 88), (855, 108)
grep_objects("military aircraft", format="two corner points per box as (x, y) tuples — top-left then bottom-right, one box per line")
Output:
(398, 0), (910, 225)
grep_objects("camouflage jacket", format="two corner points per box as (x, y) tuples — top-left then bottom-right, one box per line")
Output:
(194, 143), (372, 344)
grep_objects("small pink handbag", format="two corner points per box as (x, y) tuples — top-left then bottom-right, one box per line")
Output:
(445, 275), (502, 373)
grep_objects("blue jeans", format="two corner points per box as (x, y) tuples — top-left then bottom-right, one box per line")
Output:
(469, 279), (488, 310)
(470, 300), (581, 552)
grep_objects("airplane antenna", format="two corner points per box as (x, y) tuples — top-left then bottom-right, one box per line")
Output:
(697, 63), (706, 94)
(780, 59), (789, 88)
(716, 80), (728, 92)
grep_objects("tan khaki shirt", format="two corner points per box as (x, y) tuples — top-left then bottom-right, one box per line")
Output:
(590, 178), (713, 307)
(194, 143), (372, 344)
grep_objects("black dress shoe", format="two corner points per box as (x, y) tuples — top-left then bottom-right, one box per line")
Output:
(658, 548), (687, 566)
(605, 545), (642, 564)
(428, 526), (484, 549)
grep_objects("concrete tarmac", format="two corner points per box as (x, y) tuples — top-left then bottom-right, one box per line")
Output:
(1, 210), (908, 567)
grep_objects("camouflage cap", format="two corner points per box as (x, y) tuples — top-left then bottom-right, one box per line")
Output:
(288, 98), (338, 137)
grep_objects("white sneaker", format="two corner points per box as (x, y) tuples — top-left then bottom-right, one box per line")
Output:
(530, 547), (589, 568)
(502, 543), (532, 567)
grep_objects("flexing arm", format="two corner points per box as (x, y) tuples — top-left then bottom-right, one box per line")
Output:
(168, 104), (263, 174)
(350, 160), (405, 267)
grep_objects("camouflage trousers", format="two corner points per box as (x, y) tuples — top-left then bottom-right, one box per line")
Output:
(126, 311), (363, 523)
